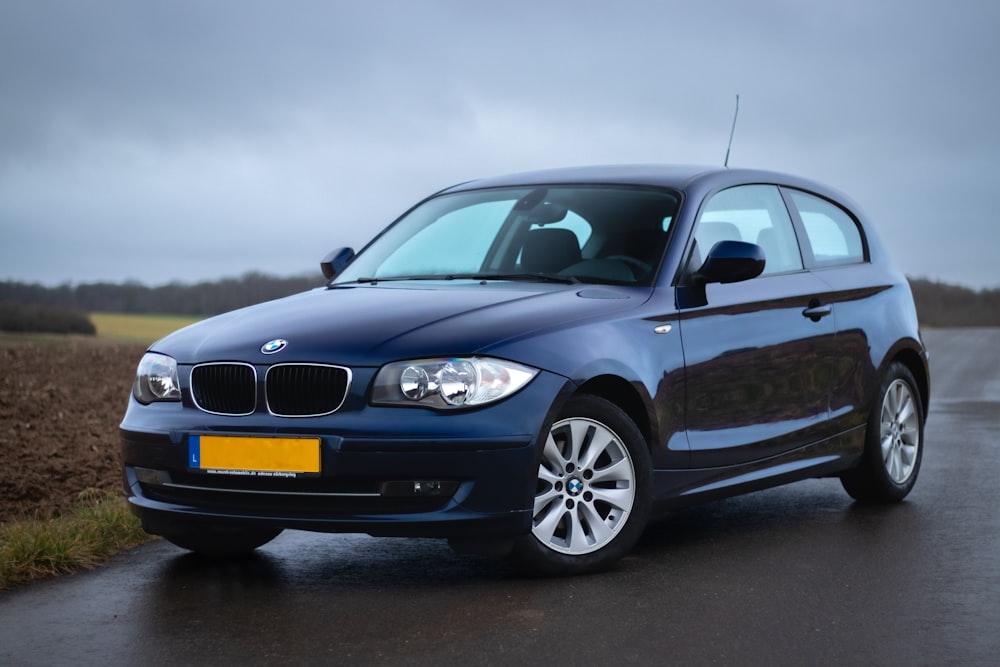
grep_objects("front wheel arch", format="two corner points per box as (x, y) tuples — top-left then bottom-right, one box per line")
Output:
(576, 374), (654, 450)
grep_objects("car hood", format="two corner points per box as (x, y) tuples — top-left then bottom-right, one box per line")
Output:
(152, 282), (645, 368)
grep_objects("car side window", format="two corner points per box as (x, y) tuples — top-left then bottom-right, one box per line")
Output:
(696, 185), (803, 276)
(787, 190), (866, 266)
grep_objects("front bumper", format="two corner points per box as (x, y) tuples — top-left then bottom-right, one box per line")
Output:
(123, 433), (536, 538)
(120, 370), (572, 539)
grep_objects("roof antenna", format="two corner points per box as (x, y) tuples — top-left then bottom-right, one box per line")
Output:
(724, 94), (740, 168)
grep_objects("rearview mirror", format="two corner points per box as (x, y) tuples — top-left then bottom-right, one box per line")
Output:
(524, 202), (568, 225)
(320, 247), (355, 280)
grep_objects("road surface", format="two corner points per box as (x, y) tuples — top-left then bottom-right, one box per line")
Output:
(1, 328), (998, 665)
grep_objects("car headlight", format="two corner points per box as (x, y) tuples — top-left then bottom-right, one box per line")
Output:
(372, 357), (538, 409)
(133, 352), (181, 404)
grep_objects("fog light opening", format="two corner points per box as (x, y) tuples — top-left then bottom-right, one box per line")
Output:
(380, 480), (458, 497)
(134, 467), (172, 485)
(413, 480), (441, 495)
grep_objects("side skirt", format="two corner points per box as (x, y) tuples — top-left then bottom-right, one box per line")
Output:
(650, 425), (865, 515)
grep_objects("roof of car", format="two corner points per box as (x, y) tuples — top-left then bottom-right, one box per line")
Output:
(442, 164), (849, 204)
(441, 164), (822, 190)
(441, 164), (716, 189)
(437, 164), (864, 222)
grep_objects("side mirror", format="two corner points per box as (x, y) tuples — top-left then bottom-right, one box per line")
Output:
(320, 247), (355, 280)
(695, 240), (765, 285)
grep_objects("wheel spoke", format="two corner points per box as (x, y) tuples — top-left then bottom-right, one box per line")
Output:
(896, 393), (915, 425)
(566, 420), (593, 466)
(578, 502), (613, 544)
(880, 433), (894, 463)
(567, 508), (591, 550)
(578, 429), (614, 471)
(533, 501), (566, 544)
(590, 456), (631, 485)
(537, 464), (562, 487)
(887, 446), (901, 480)
(899, 442), (917, 469)
(533, 486), (560, 515)
(589, 486), (633, 511)
(541, 432), (565, 469)
(886, 383), (903, 417)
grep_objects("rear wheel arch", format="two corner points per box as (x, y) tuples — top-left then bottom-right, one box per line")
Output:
(892, 347), (929, 420)
(841, 360), (924, 503)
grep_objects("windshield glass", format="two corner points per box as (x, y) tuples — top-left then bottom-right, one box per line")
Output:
(334, 185), (680, 286)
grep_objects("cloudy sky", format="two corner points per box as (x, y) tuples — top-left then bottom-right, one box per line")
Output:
(1, 0), (997, 288)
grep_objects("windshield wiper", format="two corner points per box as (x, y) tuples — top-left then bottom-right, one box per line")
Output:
(347, 273), (580, 285)
(352, 276), (443, 284)
(446, 273), (581, 285)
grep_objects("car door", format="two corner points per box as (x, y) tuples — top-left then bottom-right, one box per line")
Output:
(677, 184), (839, 468)
(783, 186), (890, 434)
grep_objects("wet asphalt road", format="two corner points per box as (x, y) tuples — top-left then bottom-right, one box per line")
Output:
(2, 328), (998, 666)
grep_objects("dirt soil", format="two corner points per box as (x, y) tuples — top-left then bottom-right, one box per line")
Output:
(0, 336), (148, 523)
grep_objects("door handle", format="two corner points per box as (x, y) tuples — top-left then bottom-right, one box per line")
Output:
(802, 302), (832, 322)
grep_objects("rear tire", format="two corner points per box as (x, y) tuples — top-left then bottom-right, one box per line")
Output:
(162, 526), (282, 557)
(841, 362), (924, 503)
(508, 395), (651, 575)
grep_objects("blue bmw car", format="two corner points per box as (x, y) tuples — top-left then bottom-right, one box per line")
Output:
(121, 165), (929, 575)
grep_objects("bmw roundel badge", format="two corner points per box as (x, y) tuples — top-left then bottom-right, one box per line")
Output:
(261, 339), (287, 354)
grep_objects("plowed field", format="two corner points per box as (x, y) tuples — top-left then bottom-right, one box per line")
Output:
(0, 336), (148, 522)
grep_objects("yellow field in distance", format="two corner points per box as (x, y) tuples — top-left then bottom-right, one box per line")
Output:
(90, 312), (201, 344)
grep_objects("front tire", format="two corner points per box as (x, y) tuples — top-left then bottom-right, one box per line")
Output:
(508, 395), (651, 575)
(841, 362), (924, 503)
(162, 526), (282, 557)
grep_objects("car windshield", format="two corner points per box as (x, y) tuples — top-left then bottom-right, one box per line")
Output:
(333, 186), (680, 286)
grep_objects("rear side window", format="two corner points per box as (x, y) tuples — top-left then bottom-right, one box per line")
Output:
(788, 190), (866, 266)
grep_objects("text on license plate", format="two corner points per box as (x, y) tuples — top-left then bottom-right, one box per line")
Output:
(188, 435), (321, 474)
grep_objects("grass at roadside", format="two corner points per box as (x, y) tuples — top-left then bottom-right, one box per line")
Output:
(91, 312), (201, 343)
(0, 490), (156, 592)
(1, 331), (166, 591)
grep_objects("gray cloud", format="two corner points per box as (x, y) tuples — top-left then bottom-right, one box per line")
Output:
(1, 0), (997, 288)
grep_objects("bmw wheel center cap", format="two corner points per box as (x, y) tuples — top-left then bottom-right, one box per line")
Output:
(261, 339), (287, 354)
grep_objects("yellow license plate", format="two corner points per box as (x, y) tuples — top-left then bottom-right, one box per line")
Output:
(188, 435), (321, 474)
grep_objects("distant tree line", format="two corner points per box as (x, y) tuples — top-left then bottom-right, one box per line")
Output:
(0, 274), (997, 334)
(0, 301), (96, 335)
(908, 278), (1000, 327)
(0, 272), (324, 318)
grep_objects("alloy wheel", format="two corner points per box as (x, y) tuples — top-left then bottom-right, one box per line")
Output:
(531, 417), (636, 555)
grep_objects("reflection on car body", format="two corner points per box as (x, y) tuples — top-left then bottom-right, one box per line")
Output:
(121, 165), (929, 575)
